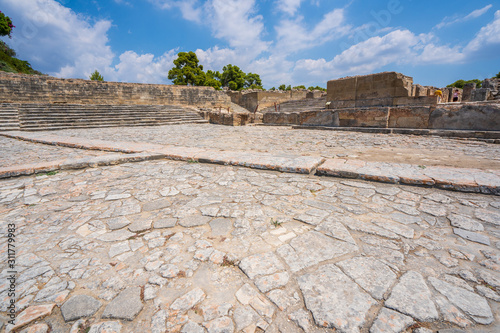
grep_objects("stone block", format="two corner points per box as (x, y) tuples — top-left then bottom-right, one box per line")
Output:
(338, 108), (389, 127)
(262, 112), (299, 125)
(299, 110), (339, 126)
(429, 103), (500, 131)
(462, 83), (476, 102)
(471, 88), (492, 102)
(388, 107), (431, 128)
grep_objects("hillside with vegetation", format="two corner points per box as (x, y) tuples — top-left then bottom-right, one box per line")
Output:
(0, 10), (42, 75)
(0, 41), (42, 75)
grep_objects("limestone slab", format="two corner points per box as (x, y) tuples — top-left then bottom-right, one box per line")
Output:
(61, 295), (102, 322)
(429, 277), (493, 325)
(385, 271), (438, 322)
(239, 252), (285, 279)
(298, 264), (376, 332)
(337, 256), (397, 300)
(277, 231), (358, 272)
(370, 307), (414, 333)
(102, 287), (143, 320)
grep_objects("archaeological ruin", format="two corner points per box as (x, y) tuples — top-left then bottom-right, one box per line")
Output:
(1, 69), (500, 333)
(0, 70), (498, 133)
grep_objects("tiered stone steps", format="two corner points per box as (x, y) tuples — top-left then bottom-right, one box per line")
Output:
(261, 98), (326, 113)
(0, 104), (208, 131)
(0, 103), (21, 131)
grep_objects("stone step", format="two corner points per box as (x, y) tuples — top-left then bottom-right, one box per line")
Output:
(20, 119), (208, 131)
(19, 113), (197, 120)
(0, 103), (206, 130)
(20, 117), (202, 126)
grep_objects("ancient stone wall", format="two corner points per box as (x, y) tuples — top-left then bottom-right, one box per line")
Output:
(429, 103), (500, 130)
(326, 72), (431, 108)
(0, 72), (231, 108)
(262, 110), (338, 127)
(227, 90), (312, 112)
(334, 103), (499, 131)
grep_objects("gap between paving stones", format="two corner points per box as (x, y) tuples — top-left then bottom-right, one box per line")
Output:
(1, 131), (499, 195)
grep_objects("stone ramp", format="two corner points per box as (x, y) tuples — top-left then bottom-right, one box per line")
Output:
(1, 130), (499, 195)
(0, 103), (208, 131)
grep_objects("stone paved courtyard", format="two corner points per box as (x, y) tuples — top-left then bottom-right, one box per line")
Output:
(1, 124), (500, 333)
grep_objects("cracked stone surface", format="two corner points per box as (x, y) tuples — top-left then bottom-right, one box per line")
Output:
(1, 126), (500, 332)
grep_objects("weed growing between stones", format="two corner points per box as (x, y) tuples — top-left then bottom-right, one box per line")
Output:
(270, 218), (282, 227)
(36, 170), (59, 176)
(187, 159), (199, 164)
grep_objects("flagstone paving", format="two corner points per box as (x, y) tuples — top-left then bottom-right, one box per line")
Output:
(46, 124), (500, 169)
(1, 158), (500, 332)
(1, 124), (500, 332)
(0, 137), (117, 168)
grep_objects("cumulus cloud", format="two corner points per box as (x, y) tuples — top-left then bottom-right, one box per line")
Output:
(0, 0), (180, 83)
(275, 0), (304, 16)
(110, 50), (178, 83)
(2, 0), (499, 88)
(204, 0), (269, 54)
(1, 0), (115, 78)
(148, 0), (202, 22)
(275, 8), (351, 55)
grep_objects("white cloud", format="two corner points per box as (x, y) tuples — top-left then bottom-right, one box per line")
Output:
(1, 0), (178, 83)
(462, 9), (500, 61)
(293, 29), (466, 84)
(204, 0), (269, 53)
(275, 0), (304, 16)
(148, 0), (202, 22)
(195, 47), (239, 71)
(436, 4), (493, 29)
(110, 50), (177, 83)
(2, 0), (115, 78)
(464, 4), (493, 19)
(275, 8), (351, 55)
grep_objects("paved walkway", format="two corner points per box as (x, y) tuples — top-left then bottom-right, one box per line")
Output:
(0, 126), (499, 333)
(1, 130), (499, 195)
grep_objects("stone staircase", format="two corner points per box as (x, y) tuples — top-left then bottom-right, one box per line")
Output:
(260, 97), (327, 113)
(0, 103), (20, 131)
(0, 103), (208, 131)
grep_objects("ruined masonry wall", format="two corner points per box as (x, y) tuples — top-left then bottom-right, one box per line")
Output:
(0, 72), (231, 108)
(227, 90), (310, 112)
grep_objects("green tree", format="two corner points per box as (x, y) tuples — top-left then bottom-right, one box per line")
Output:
(221, 64), (246, 90)
(0, 11), (14, 38)
(168, 51), (206, 86)
(308, 86), (326, 91)
(244, 73), (262, 89)
(278, 84), (286, 91)
(293, 85), (306, 90)
(495, 72), (500, 79)
(89, 70), (104, 81)
(204, 70), (222, 90)
(447, 79), (482, 89)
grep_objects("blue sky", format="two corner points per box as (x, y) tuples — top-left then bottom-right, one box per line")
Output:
(1, 0), (499, 88)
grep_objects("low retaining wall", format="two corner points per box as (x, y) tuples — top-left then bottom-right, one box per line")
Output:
(262, 102), (500, 131)
(0, 72), (231, 108)
(263, 111), (338, 127)
(429, 103), (500, 130)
